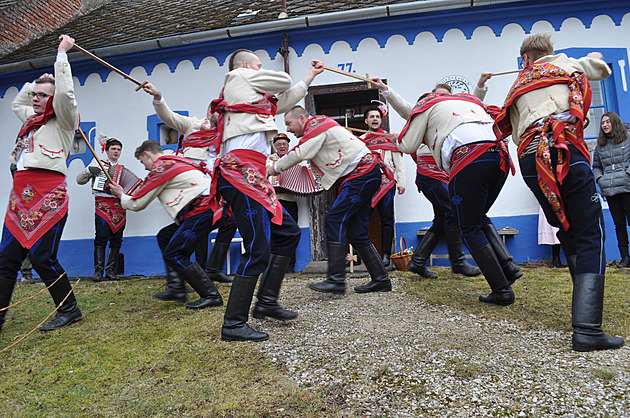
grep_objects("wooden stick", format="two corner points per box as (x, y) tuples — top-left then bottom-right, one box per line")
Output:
(77, 128), (114, 184)
(316, 62), (374, 84)
(346, 127), (394, 138)
(492, 69), (522, 76)
(65, 37), (148, 91)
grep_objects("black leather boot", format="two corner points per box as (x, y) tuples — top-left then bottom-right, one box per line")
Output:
(445, 229), (481, 277)
(194, 234), (209, 269)
(482, 224), (522, 284)
(105, 247), (120, 281)
(0, 277), (17, 333)
(40, 274), (83, 331)
(310, 242), (346, 295)
(179, 263), (223, 310)
(206, 242), (233, 283)
(572, 273), (624, 352)
(93, 246), (106, 282)
(354, 244), (392, 293)
(566, 254), (577, 281)
(153, 265), (187, 303)
(380, 227), (394, 267)
(551, 244), (562, 268)
(252, 254), (297, 320)
(221, 274), (268, 342)
(617, 246), (630, 268)
(471, 244), (514, 306)
(407, 230), (441, 279)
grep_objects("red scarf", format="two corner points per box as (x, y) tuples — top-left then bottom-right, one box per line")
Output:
(296, 115), (339, 146)
(210, 89), (278, 145)
(5, 169), (68, 249)
(177, 127), (221, 156)
(18, 95), (55, 138)
(212, 149), (283, 225)
(411, 153), (449, 183)
(340, 153), (395, 208)
(95, 196), (126, 233)
(361, 128), (399, 152)
(131, 155), (207, 199)
(398, 93), (501, 142)
(493, 62), (591, 231)
(449, 140), (515, 179)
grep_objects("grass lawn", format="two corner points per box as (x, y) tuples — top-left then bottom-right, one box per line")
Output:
(0, 264), (628, 416)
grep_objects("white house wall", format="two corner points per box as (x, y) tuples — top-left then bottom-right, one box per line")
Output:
(0, 3), (628, 276)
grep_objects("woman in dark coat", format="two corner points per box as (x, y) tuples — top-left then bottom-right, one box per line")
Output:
(593, 111), (630, 267)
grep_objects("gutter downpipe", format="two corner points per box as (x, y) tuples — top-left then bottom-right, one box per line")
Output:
(0, 0), (526, 74)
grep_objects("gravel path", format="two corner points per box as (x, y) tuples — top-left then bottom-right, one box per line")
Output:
(255, 273), (630, 417)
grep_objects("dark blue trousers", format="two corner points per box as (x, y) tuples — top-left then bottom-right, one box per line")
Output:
(156, 209), (220, 273)
(94, 214), (124, 249)
(372, 186), (395, 230)
(325, 165), (382, 247)
(0, 214), (68, 281)
(520, 144), (605, 275)
(415, 173), (456, 235)
(217, 173), (300, 276)
(449, 149), (507, 252)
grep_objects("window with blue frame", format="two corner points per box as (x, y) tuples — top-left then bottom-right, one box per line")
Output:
(146, 111), (189, 153)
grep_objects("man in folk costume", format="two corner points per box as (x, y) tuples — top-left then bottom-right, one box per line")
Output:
(76, 137), (126, 282)
(210, 49), (323, 342)
(494, 33), (624, 351)
(359, 106), (406, 267)
(269, 105), (394, 295)
(0, 35), (82, 333)
(110, 140), (223, 310)
(370, 78), (485, 280)
(391, 74), (519, 306)
(142, 83), (237, 304)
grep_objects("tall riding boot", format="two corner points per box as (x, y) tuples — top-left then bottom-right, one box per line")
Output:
(221, 274), (268, 342)
(178, 263), (223, 310)
(445, 229), (481, 277)
(252, 254), (297, 321)
(380, 227), (394, 267)
(481, 224), (522, 284)
(552, 244), (562, 268)
(206, 242), (233, 283)
(105, 247), (120, 281)
(407, 230), (441, 279)
(195, 234), (209, 269)
(40, 274), (83, 331)
(354, 244), (392, 293)
(153, 265), (187, 303)
(0, 277), (17, 333)
(617, 246), (630, 268)
(310, 242), (347, 295)
(571, 273), (624, 352)
(471, 244), (514, 306)
(93, 246), (106, 282)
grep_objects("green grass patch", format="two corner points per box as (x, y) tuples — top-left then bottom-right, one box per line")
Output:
(399, 264), (630, 338)
(0, 278), (330, 417)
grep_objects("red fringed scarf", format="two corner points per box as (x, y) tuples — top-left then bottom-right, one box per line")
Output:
(5, 169), (68, 249)
(131, 155), (208, 199)
(449, 140), (514, 179)
(340, 153), (395, 207)
(411, 153), (449, 183)
(176, 127), (221, 157)
(493, 62), (592, 231)
(12, 96), (55, 162)
(361, 128), (399, 152)
(95, 196), (126, 233)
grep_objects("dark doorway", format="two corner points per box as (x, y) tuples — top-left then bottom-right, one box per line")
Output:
(304, 81), (388, 261)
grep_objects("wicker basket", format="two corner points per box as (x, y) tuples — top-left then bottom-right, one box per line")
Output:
(390, 237), (412, 271)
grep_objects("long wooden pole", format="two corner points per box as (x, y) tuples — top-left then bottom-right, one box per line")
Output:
(345, 126), (394, 138)
(492, 69), (521, 76)
(77, 128), (114, 184)
(64, 37), (148, 91)
(316, 62), (374, 84)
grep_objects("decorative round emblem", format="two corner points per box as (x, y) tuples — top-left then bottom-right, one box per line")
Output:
(438, 75), (474, 94)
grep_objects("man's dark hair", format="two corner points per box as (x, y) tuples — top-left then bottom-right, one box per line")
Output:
(105, 138), (122, 150)
(417, 93), (431, 102)
(228, 49), (255, 71)
(35, 77), (55, 85)
(134, 140), (163, 159)
(286, 105), (310, 119)
(432, 83), (451, 93)
(363, 106), (383, 120)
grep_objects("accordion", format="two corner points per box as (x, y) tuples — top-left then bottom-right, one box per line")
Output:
(93, 164), (142, 195)
(271, 163), (324, 196)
